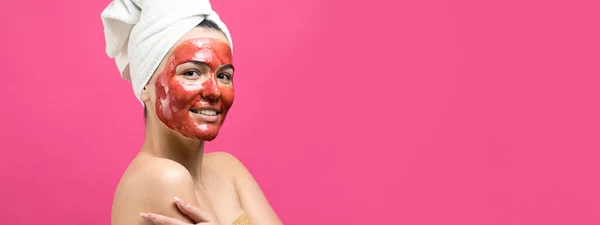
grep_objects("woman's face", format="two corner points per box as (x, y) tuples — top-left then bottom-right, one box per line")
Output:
(144, 27), (234, 141)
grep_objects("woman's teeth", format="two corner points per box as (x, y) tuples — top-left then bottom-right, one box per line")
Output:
(191, 109), (218, 116)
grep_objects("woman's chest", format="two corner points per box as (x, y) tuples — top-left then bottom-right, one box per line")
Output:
(194, 168), (242, 224)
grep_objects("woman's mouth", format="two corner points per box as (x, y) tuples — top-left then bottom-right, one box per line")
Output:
(190, 108), (219, 116)
(190, 107), (221, 123)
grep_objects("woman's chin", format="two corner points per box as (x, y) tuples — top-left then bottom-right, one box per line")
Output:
(189, 125), (221, 141)
(175, 131), (219, 142)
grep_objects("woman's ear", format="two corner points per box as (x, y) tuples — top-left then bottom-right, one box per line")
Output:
(141, 86), (150, 102)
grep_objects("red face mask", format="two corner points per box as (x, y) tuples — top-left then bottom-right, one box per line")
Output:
(154, 38), (234, 141)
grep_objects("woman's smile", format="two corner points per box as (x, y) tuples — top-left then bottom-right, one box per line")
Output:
(190, 106), (221, 123)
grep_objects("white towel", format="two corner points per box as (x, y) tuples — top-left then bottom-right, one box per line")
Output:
(101, 0), (233, 105)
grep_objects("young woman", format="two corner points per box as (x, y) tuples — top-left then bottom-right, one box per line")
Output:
(102, 1), (283, 224)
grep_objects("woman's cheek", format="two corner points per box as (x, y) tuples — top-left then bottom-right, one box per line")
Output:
(168, 80), (201, 108)
(222, 86), (235, 110)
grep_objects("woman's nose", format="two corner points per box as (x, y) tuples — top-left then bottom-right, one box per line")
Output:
(201, 74), (222, 100)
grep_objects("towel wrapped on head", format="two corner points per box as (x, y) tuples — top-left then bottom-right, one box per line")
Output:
(101, 0), (233, 105)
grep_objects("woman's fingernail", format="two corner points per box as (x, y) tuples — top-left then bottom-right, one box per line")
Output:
(140, 212), (149, 220)
(174, 197), (184, 204)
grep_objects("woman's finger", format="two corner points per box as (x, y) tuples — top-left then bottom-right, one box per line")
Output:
(141, 212), (189, 225)
(174, 197), (210, 223)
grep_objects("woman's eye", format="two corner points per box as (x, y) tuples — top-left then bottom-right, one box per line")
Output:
(183, 70), (200, 76)
(217, 73), (232, 82)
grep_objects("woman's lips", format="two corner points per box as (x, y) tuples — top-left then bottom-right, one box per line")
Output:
(189, 107), (220, 123)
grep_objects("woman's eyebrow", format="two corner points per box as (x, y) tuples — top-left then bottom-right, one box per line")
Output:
(182, 61), (233, 71)
(183, 61), (209, 67)
(218, 64), (235, 72)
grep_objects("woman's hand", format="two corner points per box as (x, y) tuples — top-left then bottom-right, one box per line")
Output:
(140, 197), (221, 225)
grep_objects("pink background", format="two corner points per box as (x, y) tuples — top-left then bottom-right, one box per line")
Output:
(1, 0), (599, 224)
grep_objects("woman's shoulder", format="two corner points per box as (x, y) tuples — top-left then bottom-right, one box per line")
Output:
(204, 151), (243, 165)
(114, 154), (196, 202)
(203, 152), (249, 181)
(203, 153), (283, 225)
(112, 154), (198, 225)
(122, 154), (194, 187)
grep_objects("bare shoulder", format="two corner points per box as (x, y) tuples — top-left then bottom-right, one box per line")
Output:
(203, 151), (249, 180)
(204, 151), (244, 166)
(112, 154), (197, 225)
(204, 152), (283, 224)
(117, 155), (195, 195)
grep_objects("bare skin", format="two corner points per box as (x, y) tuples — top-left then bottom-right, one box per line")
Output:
(111, 27), (283, 225)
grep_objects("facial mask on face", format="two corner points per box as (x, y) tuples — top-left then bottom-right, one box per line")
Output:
(154, 38), (234, 141)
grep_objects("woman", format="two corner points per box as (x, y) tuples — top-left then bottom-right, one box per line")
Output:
(101, 1), (282, 225)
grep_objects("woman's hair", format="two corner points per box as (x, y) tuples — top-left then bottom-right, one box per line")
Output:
(143, 19), (225, 120)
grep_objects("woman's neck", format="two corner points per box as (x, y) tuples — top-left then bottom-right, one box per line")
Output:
(142, 121), (205, 178)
